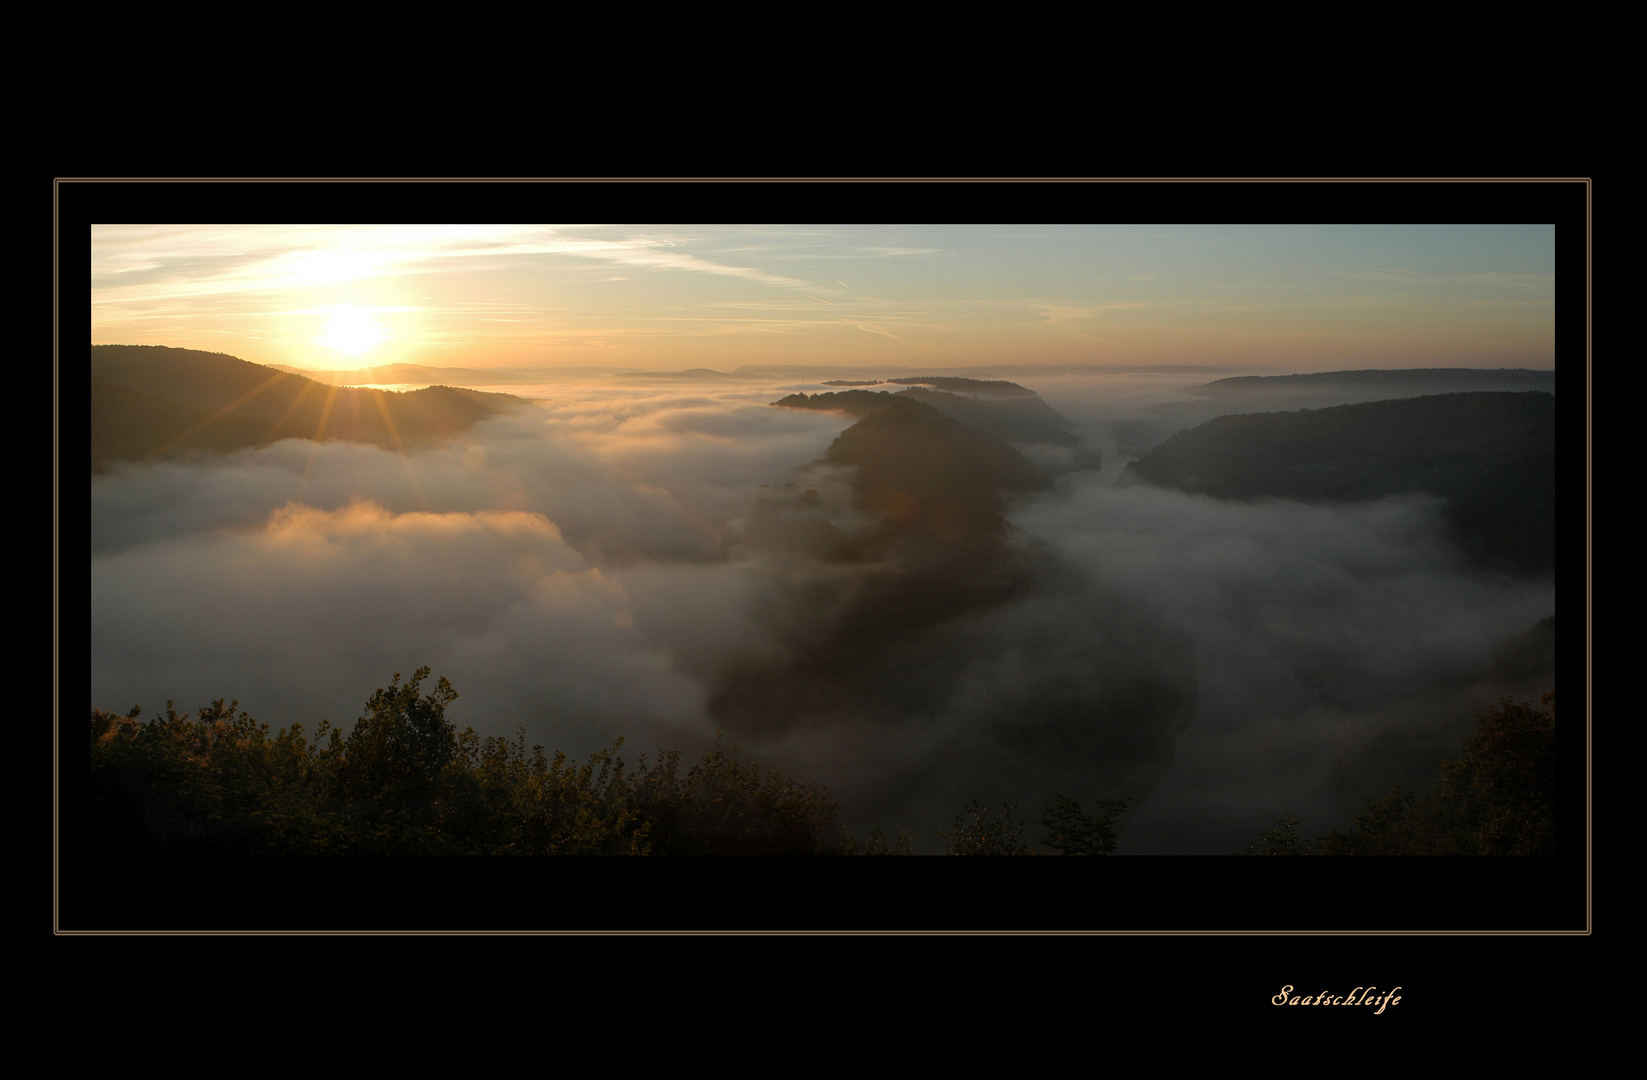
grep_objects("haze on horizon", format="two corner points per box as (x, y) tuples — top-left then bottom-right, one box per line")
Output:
(91, 224), (1555, 375)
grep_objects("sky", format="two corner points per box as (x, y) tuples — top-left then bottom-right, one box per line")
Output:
(90, 223), (1556, 374)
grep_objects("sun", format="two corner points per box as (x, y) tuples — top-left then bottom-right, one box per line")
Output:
(317, 305), (385, 356)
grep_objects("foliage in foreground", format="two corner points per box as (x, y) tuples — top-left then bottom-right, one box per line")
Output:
(88, 668), (1120, 855)
(89, 669), (842, 855)
(940, 795), (1129, 855)
(1240, 692), (1557, 855)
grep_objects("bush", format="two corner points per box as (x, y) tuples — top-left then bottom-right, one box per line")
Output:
(943, 802), (1034, 855)
(630, 739), (846, 855)
(1243, 692), (1557, 856)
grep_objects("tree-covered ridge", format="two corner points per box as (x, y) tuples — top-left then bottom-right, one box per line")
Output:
(1122, 392), (1555, 576)
(1187, 368), (1555, 400)
(771, 389), (895, 418)
(821, 395), (1049, 547)
(886, 376), (1038, 398)
(91, 344), (527, 472)
(892, 386), (1078, 449)
(748, 387), (1183, 802)
(774, 380), (1075, 446)
(1111, 367), (1556, 464)
(1242, 693), (1557, 856)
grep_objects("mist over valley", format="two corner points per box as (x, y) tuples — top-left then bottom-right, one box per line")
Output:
(88, 347), (1558, 853)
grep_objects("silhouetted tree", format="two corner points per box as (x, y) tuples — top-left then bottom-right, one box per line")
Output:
(944, 801), (1034, 855)
(1039, 794), (1128, 855)
(1245, 692), (1557, 855)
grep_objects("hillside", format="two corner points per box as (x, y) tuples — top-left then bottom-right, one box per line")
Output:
(91, 345), (526, 472)
(1114, 367), (1556, 459)
(717, 392), (1194, 806)
(1122, 391), (1556, 576)
(774, 376), (1086, 462)
(1187, 368), (1555, 402)
(886, 376), (1040, 398)
(823, 395), (1049, 548)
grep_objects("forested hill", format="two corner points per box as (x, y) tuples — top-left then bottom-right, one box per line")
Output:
(1122, 391), (1555, 577)
(1190, 367), (1554, 395)
(774, 378), (1080, 453)
(1113, 368), (1556, 459)
(822, 395), (1050, 548)
(886, 376), (1040, 398)
(91, 345), (527, 472)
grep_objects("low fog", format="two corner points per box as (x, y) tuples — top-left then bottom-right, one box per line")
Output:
(88, 367), (1556, 853)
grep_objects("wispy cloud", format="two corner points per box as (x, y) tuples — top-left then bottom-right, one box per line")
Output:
(93, 225), (828, 299)
(1034, 302), (1152, 326)
(534, 230), (822, 291)
(857, 246), (944, 258)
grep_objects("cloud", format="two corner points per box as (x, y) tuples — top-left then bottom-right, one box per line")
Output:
(1011, 481), (1554, 852)
(90, 380), (856, 749)
(1034, 302), (1150, 326)
(91, 494), (710, 747)
(532, 229), (823, 292)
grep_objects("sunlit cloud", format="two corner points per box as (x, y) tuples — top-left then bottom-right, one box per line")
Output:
(1034, 302), (1151, 326)
(535, 230), (822, 291)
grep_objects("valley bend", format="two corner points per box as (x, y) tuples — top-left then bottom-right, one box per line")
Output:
(86, 221), (1565, 859)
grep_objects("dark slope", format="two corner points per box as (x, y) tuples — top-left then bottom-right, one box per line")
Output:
(1188, 368), (1555, 403)
(1123, 391), (1555, 576)
(894, 387), (1076, 449)
(772, 389), (893, 418)
(91, 345), (526, 472)
(1114, 367), (1555, 459)
(712, 392), (1196, 834)
(887, 376), (1039, 398)
(774, 376), (1088, 466)
(718, 397), (1055, 740)
(822, 395), (1048, 549)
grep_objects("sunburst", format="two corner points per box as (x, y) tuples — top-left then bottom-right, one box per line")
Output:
(317, 305), (385, 356)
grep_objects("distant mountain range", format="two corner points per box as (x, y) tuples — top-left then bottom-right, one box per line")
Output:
(1122, 391), (1556, 577)
(92, 345), (527, 472)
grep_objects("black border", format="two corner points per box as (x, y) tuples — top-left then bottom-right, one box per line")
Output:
(59, 182), (1589, 945)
